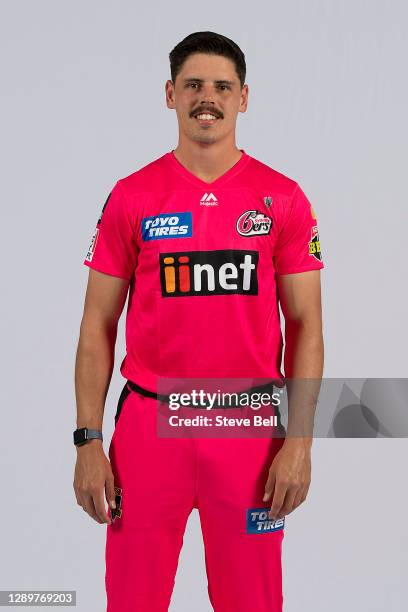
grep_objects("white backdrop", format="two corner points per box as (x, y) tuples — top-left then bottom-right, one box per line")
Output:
(1, 1), (407, 610)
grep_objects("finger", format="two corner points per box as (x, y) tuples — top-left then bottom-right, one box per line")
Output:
(82, 495), (104, 524)
(293, 487), (305, 509)
(75, 488), (87, 510)
(93, 490), (111, 524)
(303, 481), (311, 500)
(293, 484), (308, 508)
(277, 486), (298, 518)
(268, 482), (287, 519)
(263, 470), (276, 502)
(105, 476), (116, 511)
(73, 486), (81, 506)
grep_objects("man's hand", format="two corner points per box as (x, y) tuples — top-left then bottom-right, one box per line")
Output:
(73, 440), (116, 524)
(263, 438), (312, 520)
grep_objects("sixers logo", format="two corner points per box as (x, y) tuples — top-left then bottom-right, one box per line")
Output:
(236, 210), (272, 237)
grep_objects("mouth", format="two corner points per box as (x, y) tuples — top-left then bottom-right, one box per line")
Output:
(193, 112), (220, 125)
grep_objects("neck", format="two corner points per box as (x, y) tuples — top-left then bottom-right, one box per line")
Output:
(172, 137), (243, 183)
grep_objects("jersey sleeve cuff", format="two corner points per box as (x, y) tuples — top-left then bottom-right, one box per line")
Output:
(276, 262), (325, 275)
(83, 259), (132, 281)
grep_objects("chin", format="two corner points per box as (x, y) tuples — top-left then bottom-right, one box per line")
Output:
(191, 133), (219, 145)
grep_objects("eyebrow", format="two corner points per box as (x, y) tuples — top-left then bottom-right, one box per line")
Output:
(183, 78), (234, 86)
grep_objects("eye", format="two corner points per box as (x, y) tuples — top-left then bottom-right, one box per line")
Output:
(187, 83), (199, 89)
(217, 84), (230, 91)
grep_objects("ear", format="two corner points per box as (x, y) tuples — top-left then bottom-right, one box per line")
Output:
(165, 79), (176, 109)
(239, 84), (249, 113)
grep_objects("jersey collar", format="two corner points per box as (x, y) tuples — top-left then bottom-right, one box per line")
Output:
(165, 148), (251, 189)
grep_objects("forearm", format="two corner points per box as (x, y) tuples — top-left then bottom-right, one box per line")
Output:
(283, 321), (324, 444)
(284, 319), (323, 379)
(74, 318), (118, 429)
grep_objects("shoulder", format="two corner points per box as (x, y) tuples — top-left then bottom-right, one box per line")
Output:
(246, 154), (299, 198)
(116, 153), (170, 197)
(246, 155), (316, 231)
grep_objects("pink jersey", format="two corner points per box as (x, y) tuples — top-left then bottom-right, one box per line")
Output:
(83, 150), (324, 391)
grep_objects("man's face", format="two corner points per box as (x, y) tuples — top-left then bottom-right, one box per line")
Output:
(166, 53), (248, 145)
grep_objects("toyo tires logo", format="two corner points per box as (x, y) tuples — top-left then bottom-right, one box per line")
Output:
(246, 508), (285, 534)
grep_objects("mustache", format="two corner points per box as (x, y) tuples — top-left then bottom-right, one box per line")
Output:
(190, 106), (223, 119)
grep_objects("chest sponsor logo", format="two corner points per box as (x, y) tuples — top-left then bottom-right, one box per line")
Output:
(246, 508), (285, 534)
(142, 212), (192, 241)
(309, 225), (322, 261)
(236, 210), (272, 236)
(159, 249), (259, 297)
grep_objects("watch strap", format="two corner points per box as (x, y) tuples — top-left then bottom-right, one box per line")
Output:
(85, 428), (103, 441)
(73, 427), (103, 446)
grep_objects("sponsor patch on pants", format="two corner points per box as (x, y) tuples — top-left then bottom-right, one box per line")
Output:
(246, 508), (285, 534)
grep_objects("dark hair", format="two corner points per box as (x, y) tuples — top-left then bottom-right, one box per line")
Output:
(169, 31), (246, 87)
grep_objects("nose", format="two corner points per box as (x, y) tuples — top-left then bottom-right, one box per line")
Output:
(200, 83), (216, 104)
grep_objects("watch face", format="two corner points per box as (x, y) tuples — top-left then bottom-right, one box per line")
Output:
(73, 428), (87, 445)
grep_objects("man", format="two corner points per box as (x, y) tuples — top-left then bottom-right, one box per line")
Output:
(74, 31), (324, 612)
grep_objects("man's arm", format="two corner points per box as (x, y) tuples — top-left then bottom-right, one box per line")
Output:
(73, 269), (130, 524)
(278, 269), (324, 380)
(264, 269), (324, 519)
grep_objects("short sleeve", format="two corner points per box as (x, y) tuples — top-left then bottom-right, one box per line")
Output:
(83, 180), (138, 280)
(273, 184), (324, 275)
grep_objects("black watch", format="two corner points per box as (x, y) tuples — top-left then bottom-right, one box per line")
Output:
(73, 427), (103, 446)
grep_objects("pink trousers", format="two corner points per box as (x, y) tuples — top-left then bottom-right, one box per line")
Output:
(106, 382), (285, 611)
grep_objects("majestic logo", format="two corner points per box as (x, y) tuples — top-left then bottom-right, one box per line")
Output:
(263, 196), (273, 209)
(309, 226), (322, 261)
(236, 210), (272, 237)
(85, 227), (99, 262)
(97, 192), (111, 226)
(142, 212), (192, 241)
(200, 192), (218, 206)
(159, 250), (259, 297)
(246, 508), (285, 534)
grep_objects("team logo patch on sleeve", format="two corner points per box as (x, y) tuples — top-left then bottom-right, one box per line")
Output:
(85, 227), (99, 262)
(142, 212), (192, 241)
(246, 508), (285, 534)
(309, 225), (322, 261)
(236, 210), (272, 236)
(97, 192), (111, 226)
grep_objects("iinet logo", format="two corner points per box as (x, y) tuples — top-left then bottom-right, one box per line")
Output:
(200, 192), (218, 206)
(159, 250), (259, 297)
